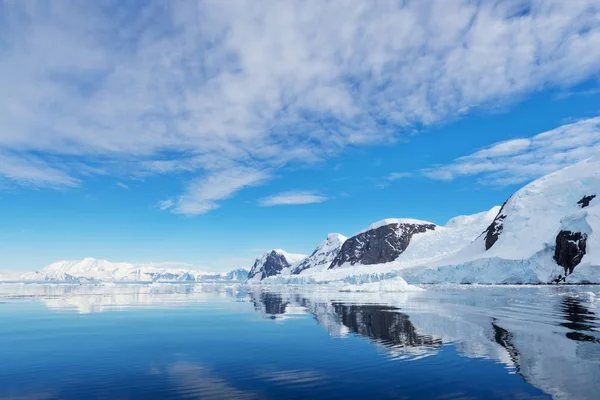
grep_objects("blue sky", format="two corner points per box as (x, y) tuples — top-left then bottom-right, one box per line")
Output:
(1, 0), (600, 271)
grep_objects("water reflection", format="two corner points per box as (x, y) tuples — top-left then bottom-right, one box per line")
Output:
(250, 292), (289, 317)
(560, 295), (600, 343)
(1, 284), (600, 399)
(248, 286), (600, 400)
(331, 303), (442, 350)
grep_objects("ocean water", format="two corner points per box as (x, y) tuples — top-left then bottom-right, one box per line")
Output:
(0, 284), (599, 400)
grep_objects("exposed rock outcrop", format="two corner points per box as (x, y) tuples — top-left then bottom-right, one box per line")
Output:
(484, 200), (509, 250)
(554, 230), (588, 275)
(329, 220), (436, 269)
(577, 194), (596, 208)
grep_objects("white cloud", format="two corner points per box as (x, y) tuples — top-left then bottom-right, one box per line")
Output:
(158, 199), (175, 211)
(1, 1), (600, 206)
(421, 117), (600, 185)
(258, 191), (327, 206)
(173, 167), (270, 215)
(0, 152), (79, 188)
(386, 172), (414, 181)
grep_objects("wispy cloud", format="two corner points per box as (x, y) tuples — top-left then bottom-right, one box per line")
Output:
(169, 167), (270, 215)
(0, 152), (79, 188)
(258, 191), (327, 207)
(420, 117), (600, 186)
(386, 172), (414, 181)
(2, 1), (600, 208)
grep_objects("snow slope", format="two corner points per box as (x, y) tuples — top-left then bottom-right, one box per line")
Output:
(15, 258), (249, 283)
(404, 155), (600, 284)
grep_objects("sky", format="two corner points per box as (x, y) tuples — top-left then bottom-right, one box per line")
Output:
(0, 0), (600, 271)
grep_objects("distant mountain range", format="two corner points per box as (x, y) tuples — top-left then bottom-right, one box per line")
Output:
(2, 258), (248, 283)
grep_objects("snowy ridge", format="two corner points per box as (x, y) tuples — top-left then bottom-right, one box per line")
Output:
(357, 218), (436, 235)
(13, 258), (249, 283)
(444, 206), (501, 228)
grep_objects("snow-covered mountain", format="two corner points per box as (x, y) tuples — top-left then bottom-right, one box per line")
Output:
(404, 155), (600, 284)
(246, 250), (307, 282)
(250, 207), (499, 284)
(14, 258), (248, 283)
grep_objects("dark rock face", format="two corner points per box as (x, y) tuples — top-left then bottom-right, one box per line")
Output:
(554, 230), (588, 275)
(484, 200), (508, 250)
(577, 194), (596, 208)
(328, 223), (436, 269)
(247, 251), (291, 280)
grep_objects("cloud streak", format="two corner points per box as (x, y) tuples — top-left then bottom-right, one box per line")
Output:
(419, 117), (600, 186)
(166, 167), (271, 215)
(1, 1), (600, 205)
(258, 191), (327, 207)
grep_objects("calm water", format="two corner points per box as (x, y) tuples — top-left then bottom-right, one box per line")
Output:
(1, 284), (599, 400)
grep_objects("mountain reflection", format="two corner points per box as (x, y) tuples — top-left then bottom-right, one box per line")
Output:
(249, 289), (442, 351)
(250, 292), (289, 317)
(560, 295), (600, 344)
(331, 303), (442, 349)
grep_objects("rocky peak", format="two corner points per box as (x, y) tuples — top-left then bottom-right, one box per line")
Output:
(247, 250), (306, 281)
